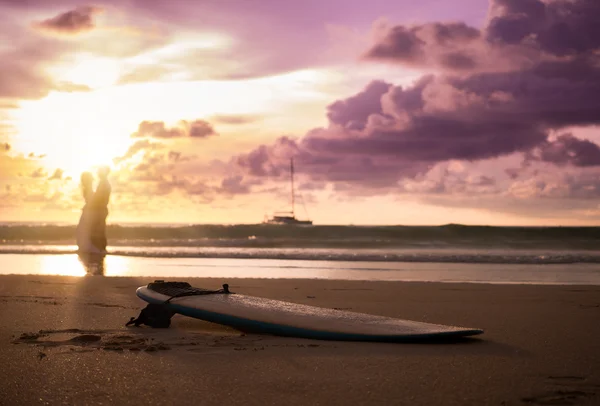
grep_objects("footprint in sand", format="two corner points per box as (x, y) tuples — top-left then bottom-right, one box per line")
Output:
(521, 390), (591, 405)
(69, 335), (102, 343)
(12, 330), (171, 353)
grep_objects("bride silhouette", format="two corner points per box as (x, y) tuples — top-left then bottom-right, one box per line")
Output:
(76, 167), (111, 264)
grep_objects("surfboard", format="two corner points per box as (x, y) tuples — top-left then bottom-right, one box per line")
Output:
(136, 281), (483, 342)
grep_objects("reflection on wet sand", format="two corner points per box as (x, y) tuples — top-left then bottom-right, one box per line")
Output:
(77, 253), (106, 276)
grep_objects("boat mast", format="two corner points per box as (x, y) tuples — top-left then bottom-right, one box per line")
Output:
(290, 158), (295, 217)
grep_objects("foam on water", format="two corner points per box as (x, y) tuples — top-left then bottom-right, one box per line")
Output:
(0, 244), (599, 264)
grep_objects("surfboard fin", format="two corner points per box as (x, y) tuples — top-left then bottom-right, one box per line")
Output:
(126, 303), (175, 328)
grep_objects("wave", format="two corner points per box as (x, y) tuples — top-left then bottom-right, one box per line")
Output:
(1, 245), (600, 264)
(1, 223), (600, 249)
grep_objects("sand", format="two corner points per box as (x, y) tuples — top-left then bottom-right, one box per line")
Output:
(0, 275), (598, 405)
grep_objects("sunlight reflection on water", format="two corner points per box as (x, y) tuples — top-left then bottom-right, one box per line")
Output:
(1, 253), (599, 285)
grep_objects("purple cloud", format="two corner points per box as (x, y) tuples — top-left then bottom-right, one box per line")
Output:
(232, 0), (600, 196)
(219, 175), (251, 195)
(0, 40), (64, 99)
(487, 0), (600, 57)
(365, 0), (600, 74)
(530, 134), (600, 167)
(188, 120), (216, 138)
(33, 6), (103, 35)
(327, 80), (392, 131)
(365, 21), (481, 71)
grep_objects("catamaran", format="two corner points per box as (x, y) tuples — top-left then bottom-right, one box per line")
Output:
(264, 158), (313, 225)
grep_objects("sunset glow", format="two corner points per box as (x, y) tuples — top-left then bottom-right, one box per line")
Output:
(1, 0), (599, 225)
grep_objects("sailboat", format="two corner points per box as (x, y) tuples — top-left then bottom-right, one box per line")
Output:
(264, 158), (313, 225)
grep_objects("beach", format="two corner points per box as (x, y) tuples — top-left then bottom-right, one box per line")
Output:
(1, 273), (599, 405)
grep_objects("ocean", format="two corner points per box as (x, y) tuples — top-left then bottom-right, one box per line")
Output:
(1, 223), (599, 284)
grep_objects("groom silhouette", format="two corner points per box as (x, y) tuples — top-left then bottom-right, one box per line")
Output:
(90, 166), (111, 251)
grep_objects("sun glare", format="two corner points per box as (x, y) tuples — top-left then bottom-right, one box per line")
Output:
(13, 92), (134, 177)
(49, 54), (121, 89)
(39, 255), (87, 277)
(10, 64), (344, 181)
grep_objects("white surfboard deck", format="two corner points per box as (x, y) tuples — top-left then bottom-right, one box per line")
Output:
(136, 283), (483, 342)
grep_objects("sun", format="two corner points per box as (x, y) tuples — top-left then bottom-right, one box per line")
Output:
(49, 54), (122, 90)
(12, 91), (134, 177)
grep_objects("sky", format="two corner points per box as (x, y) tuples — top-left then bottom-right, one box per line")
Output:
(1, 0), (599, 226)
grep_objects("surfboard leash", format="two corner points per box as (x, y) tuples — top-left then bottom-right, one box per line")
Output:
(126, 281), (233, 328)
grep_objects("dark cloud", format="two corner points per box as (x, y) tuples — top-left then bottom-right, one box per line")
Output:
(232, 0), (600, 196)
(327, 80), (392, 131)
(487, 0), (600, 57)
(234, 71), (555, 189)
(131, 120), (217, 139)
(529, 134), (600, 167)
(365, 21), (483, 71)
(189, 120), (216, 138)
(32, 6), (103, 35)
(364, 0), (600, 74)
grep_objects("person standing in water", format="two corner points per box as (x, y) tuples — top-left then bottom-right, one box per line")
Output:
(76, 171), (99, 253)
(90, 166), (111, 252)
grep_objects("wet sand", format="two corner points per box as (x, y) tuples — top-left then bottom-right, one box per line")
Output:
(0, 275), (599, 405)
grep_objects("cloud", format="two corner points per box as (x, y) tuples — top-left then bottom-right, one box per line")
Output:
(48, 168), (64, 180)
(0, 40), (64, 99)
(116, 65), (173, 85)
(486, 0), (600, 57)
(0, 4), (172, 101)
(365, 21), (482, 71)
(231, 0), (600, 202)
(364, 0), (600, 73)
(28, 152), (47, 159)
(506, 170), (600, 200)
(527, 133), (600, 168)
(188, 120), (217, 138)
(326, 80), (392, 131)
(32, 6), (103, 35)
(30, 168), (47, 178)
(210, 115), (260, 125)
(131, 120), (217, 139)
(219, 175), (253, 195)
(0, 19), (92, 100)
(54, 82), (92, 93)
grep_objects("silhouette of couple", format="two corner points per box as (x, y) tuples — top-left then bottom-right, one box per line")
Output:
(77, 167), (111, 254)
